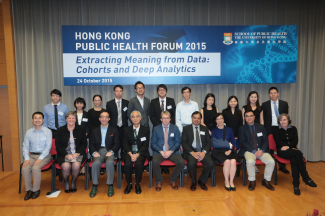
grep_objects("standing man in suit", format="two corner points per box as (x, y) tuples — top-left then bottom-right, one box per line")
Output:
(89, 110), (120, 198)
(151, 111), (185, 191)
(262, 86), (290, 174)
(43, 89), (69, 138)
(123, 110), (150, 195)
(106, 84), (129, 143)
(238, 110), (275, 191)
(127, 81), (150, 127)
(182, 111), (214, 191)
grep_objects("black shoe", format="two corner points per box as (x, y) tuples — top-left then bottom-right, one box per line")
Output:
(305, 179), (317, 187)
(124, 184), (133, 194)
(262, 180), (275, 191)
(294, 187), (301, 195)
(100, 169), (105, 175)
(230, 186), (236, 191)
(225, 185), (231, 191)
(65, 189), (70, 193)
(32, 190), (41, 199)
(24, 191), (33, 201)
(164, 168), (170, 175)
(135, 184), (142, 194)
(279, 167), (290, 174)
(70, 188), (77, 193)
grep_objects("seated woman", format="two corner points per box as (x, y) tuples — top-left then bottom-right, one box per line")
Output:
(211, 113), (239, 191)
(56, 111), (87, 193)
(273, 113), (317, 195)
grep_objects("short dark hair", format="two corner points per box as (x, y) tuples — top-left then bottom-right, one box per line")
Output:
(93, 94), (102, 101)
(157, 84), (167, 93)
(50, 89), (62, 97)
(135, 81), (145, 89)
(100, 110), (109, 117)
(268, 86), (279, 93)
(32, 111), (44, 119)
(181, 86), (191, 93)
(213, 113), (223, 122)
(244, 110), (255, 116)
(74, 97), (86, 109)
(226, 96), (239, 111)
(203, 93), (216, 109)
(114, 85), (123, 91)
(191, 111), (202, 118)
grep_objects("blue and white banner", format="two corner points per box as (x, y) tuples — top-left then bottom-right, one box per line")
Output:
(62, 25), (298, 85)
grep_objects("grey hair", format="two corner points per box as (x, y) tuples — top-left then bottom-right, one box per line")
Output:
(277, 113), (292, 125)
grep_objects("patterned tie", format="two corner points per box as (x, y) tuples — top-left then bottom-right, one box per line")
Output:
(54, 105), (59, 129)
(251, 126), (258, 150)
(133, 129), (138, 144)
(164, 126), (169, 151)
(195, 127), (201, 152)
(273, 101), (280, 117)
(117, 101), (122, 127)
(161, 100), (164, 112)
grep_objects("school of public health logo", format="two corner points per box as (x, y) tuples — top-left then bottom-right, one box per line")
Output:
(223, 33), (233, 45)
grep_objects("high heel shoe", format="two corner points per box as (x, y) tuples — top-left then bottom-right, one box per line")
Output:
(225, 185), (231, 191)
(65, 189), (70, 193)
(70, 188), (77, 193)
(230, 186), (236, 191)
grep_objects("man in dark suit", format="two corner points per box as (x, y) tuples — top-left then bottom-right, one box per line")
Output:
(238, 110), (275, 191)
(122, 110), (150, 195)
(182, 111), (214, 191)
(151, 111), (185, 191)
(127, 81), (151, 127)
(262, 86), (290, 174)
(106, 85), (129, 142)
(89, 110), (120, 198)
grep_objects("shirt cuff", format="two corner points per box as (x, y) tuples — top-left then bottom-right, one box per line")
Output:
(92, 151), (98, 157)
(110, 150), (114, 155)
(24, 156), (30, 161)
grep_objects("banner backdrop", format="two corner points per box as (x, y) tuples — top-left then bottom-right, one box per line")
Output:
(62, 25), (298, 85)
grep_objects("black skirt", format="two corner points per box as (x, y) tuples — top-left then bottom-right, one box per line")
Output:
(211, 148), (240, 164)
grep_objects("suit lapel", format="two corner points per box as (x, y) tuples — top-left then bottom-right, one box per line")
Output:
(189, 126), (194, 145)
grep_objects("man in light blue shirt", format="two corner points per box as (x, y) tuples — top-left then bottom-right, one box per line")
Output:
(21, 111), (52, 200)
(43, 89), (69, 138)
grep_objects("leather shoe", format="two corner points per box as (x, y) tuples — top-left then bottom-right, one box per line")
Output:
(32, 190), (41, 199)
(225, 185), (231, 191)
(248, 181), (256, 191)
(124, 184), (133, 194)
(24, 191), (33, 201)
(305, 179), (317, 187)
(230, 186), (236, 191)
(198, 180), (208, 191)
(190, 182), (196, 191)
(262, 180), (275, 191)
(135, 184), (142, 194)
(164, 168), (170, 174)
(89, 186), (97, 198)
(108, 186), (114, 197)
(70, 188), (77, 193)
(156, 182), (162, 192)
(65, 189), (70, 193)
(279, 167), (290, 174)
(294, 187), (301, 195)
(169, 181), (178, 190)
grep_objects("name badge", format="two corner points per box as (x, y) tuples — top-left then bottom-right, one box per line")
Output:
(167, 105), (172, 109)
(123, 107), (128, 112)
(257, 132), (263, 137)
(40, 137), (47, 141)
(140, 137), (146, 141)
(82, 118), (88, 122)
(200, 131), (205, 135)
(58, 111), (64, 116)
(170, 133), (174, 137)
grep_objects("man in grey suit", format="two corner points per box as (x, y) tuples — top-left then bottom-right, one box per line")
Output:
(127, 81), (151, 127)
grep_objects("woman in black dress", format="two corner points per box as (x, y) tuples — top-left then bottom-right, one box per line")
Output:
(200, 93), (219, 135)
(222, 96), (243, 150)
(211, 113), (238, 191)
(241, 91), (264, 125)
(56, 111), (87, 193)
(88, 94), (105, 134)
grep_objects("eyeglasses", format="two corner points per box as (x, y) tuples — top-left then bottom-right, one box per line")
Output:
(136, 87), (144, 90)
(100, 116), (109, 119)
(182, 91), (190, 94)
(131, 115), (141, 118)
(245, 115), (254, 118)
(161, 117), (170, 120)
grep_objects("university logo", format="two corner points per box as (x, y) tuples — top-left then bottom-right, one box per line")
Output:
(223, 33), (233, 45)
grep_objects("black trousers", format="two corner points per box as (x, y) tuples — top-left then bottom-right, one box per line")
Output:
(271, 126), (286, 169)
(277, 149), (310, 187)
(124, 154), (146, 184)
(152, 154), (185, 183)
(186, 153), (214, 184)
(117, 126), (126, 151)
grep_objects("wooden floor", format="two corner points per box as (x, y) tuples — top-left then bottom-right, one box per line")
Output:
(0, 162), (324, 216)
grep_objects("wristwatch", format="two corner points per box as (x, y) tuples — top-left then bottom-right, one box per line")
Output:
(202, 150), (207, 153)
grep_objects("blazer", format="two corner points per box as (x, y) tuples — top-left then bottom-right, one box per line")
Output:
(151, 123), (181, 155)
(89, 125), (120, 156)
(127, 96), (151, 127)
(106, 99), (129, 128)
(273, 126), (299, 151)
(181, 124), (211, 159)
(75, 110), (89, 135)
(122, 125), (150, 158)
(149, 97), (176, 127)
(261, 100), (289, 135)
(55, 125), (87, 165)
(238, 123), (269, 158)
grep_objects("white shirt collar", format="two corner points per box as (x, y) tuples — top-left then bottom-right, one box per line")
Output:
(271, 99), (279, 104)
(115, 98), (122, 103)
(159, 97), (166, 103)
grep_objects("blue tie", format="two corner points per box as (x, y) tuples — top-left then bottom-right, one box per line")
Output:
(273, 101), (279, 117)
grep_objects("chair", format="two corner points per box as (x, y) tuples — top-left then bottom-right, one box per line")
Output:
(149, 159), (183, 187)
(120, 158), (152, 188)
(19, 139), (57, 194)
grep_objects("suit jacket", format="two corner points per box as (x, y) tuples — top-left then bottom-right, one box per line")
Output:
(89, 125), (120, 156)
(238, 123), (269, 158)
(262, 100), (289, 135)
(127, 96), (150, 127)
(75, 110), (89, 135)
(122, 125), (150, 158)
(151, 124), (181, 155)
(149, 97), (176, 127)
(106, 99), (129, 128)
(181, 124), (211, 159)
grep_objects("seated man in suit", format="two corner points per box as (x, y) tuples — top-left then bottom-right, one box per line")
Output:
(182, 111), (214, 191)
(123, 110), (150, 195)
(89, 110), (120, 198)
(238, 110), (275, 191)
(21, 111), (52, 200)
(151, 111), (185, 191)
